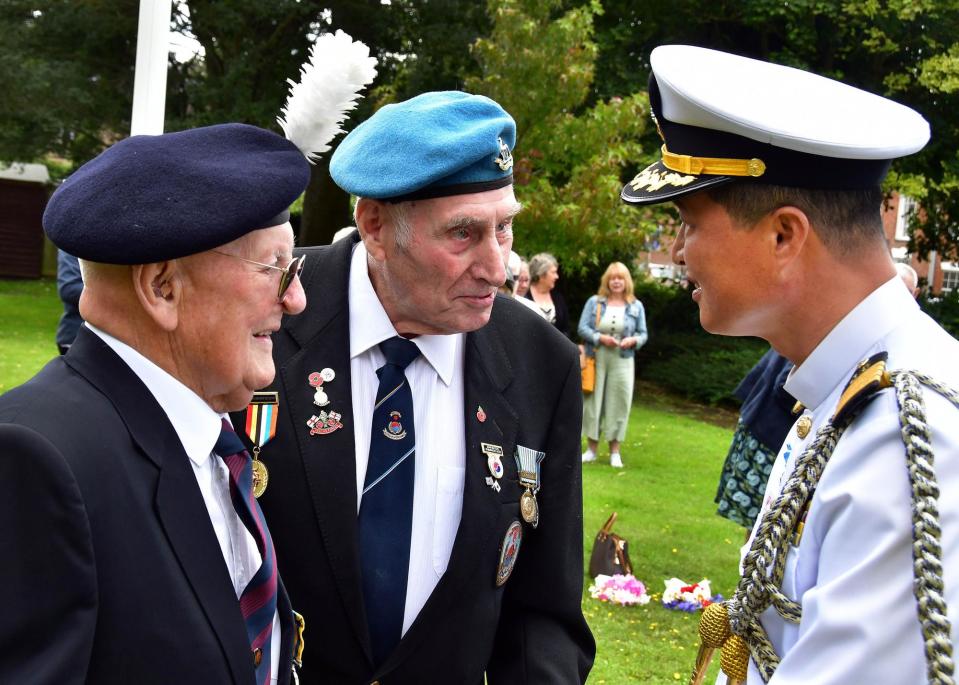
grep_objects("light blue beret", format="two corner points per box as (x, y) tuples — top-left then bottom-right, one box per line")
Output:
(43, 123), (310, 264)
(329, 91), (516, 201)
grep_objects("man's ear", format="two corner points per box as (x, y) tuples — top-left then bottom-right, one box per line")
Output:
(355, 198), (390, 261)
(767, 205), (811, 265)
(131, 261), (181, 331)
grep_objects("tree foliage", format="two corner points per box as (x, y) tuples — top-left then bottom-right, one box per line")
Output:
(590, 0), (959, 260)
(0, 0), (139, 164)
(3, 1), (958, 261)
(468, 0), (663, 283)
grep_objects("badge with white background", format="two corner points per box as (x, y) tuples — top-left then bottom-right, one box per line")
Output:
(481, 442), (505, 480)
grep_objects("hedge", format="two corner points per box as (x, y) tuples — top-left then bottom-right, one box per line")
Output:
(570, 274), (959, 408)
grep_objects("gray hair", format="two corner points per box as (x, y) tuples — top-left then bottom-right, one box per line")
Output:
(528, 252), (558, 283)
(354, 198), (414, 250)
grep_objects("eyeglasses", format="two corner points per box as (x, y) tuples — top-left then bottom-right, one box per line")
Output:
(212, 251), (306, 301)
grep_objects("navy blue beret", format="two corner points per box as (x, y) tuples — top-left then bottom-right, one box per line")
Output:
(43, 123), (311, 264)
(329, 91), (516, 201)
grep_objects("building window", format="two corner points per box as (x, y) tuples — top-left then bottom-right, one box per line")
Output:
(895, 195), (916, 242)
(942, 262), (959, 293)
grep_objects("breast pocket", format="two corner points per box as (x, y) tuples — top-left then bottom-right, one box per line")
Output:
(433, 466), (465, 576)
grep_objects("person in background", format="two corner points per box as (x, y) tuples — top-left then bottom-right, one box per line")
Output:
(244, 91), (595, 684)
(578, 261), (648, 468)
(0, 123), (311, 684)
(55, 249), (83, 354)
(895, 261), (920, 298)
(513, 257), (531, 298)
(715, 348), (794, 529)
(526, 252), (570, 335)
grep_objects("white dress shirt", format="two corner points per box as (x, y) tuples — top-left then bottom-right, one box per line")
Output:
(87, 324), (282, 683)
(736, 277), (959, 684)
(348, 241), (466, 635)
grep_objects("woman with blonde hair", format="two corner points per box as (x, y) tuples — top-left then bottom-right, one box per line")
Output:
(578, 261), (648, 467)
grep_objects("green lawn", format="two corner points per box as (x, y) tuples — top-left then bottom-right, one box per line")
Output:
(0, 278), (744, 683)
(0, 278), (61, 392)
(582, 393), (741, 683)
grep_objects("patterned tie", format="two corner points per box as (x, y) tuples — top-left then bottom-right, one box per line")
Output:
(359, 336), (420, 666)
(215, 418), (278, 685)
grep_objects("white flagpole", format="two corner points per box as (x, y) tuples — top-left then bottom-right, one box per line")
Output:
(130, 0), (172, 135)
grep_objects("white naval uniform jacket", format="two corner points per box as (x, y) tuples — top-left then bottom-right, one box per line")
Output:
(741, 277), (959, 684)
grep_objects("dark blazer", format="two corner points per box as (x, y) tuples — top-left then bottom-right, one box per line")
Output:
(238, 234), (595, 684)
(0, 328), (297, 685)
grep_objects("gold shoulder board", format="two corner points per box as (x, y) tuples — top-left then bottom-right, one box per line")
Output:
(832, 352), (893, 425)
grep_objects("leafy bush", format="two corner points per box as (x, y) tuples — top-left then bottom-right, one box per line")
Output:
(921, 290), (959, 338)
(637, 333), (768, 406)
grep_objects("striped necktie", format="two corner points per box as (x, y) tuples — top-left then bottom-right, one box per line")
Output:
(215, 418), (278, 685)
(359, 336), (420, 666)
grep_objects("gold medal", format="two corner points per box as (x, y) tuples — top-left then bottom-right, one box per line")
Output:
(245, 392), (279, 498)
(520, 488), (539, 527)
(251, 455), (269, 498)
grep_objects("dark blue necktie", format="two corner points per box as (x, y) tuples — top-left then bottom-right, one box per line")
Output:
(359, 336), (420, 666)
(214, 419), (277, 685)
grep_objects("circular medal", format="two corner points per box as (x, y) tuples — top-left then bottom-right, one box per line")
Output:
(252, 459), (269, 498)
(320, 367), (336, 382)
(520, 489), (538, 527)
(487, 455), (504, 479)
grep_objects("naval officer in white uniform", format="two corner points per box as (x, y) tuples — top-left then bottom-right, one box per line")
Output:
(622, 45), (959, 684)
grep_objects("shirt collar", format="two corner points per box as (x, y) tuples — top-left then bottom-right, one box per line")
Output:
(85, 323), (223, 466)
(348, 240), (460, 386)
(784, 275), (919, 410)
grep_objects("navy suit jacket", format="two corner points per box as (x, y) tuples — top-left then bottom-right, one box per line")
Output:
(0, 328), (297, 684)
(236, 234), (595, 684)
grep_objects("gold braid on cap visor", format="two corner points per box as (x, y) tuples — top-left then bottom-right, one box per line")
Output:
(660, 144), (766, 177)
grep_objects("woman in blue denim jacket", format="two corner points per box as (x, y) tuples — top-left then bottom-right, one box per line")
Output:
(578, 262), (648, 468)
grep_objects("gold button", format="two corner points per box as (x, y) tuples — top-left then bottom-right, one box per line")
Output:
(796, 416), (812, 439)
(252, 648), (262, 667)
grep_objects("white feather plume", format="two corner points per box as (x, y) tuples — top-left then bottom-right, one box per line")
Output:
(278, 30), (378, 163)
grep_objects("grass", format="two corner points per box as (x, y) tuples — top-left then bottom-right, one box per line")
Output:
(0, 278), (745, 683)
(582, 390), (742, 683)
(0, 278), (61, 392)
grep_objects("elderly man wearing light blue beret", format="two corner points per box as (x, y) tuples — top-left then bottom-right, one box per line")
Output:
(241, 91), (596, 684)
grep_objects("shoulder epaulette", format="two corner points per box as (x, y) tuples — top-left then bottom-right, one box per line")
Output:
(832, 351), (893, 425)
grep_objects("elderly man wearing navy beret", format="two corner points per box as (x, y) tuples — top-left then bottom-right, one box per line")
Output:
(0, 123), (312, 684)
(623, 47), (959, 684)
(239, 91), (595, 683)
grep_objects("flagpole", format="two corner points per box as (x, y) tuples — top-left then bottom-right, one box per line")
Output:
(130, 0), (172, 135)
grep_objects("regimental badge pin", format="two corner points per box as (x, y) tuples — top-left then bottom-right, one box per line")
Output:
(308, 370), (334, 407)
(481, 442), (505, 480)
(796, 415), (813, 439)
(495, 520), (523, 587)
(485, 476), (502, 493)
(494, 137), (513, 172)
(245, 391), (279, 498)
(514, 445), (546, 528)
(307, 410), (343, 436)
(476, 406), (487, 423)
(383, 410), (407, 440)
